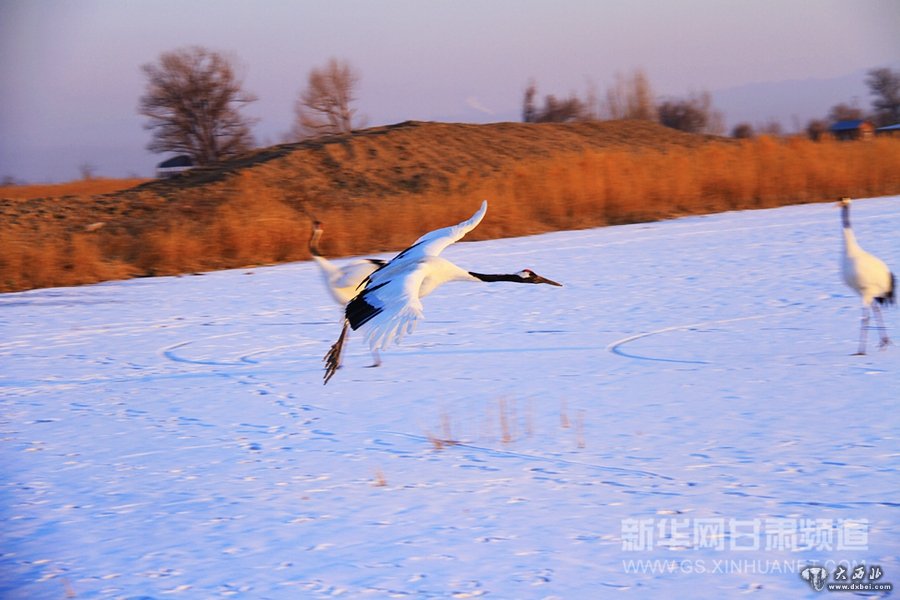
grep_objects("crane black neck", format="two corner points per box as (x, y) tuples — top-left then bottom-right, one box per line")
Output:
(469, 271), (523, 283)
(842, 204), (851, 229)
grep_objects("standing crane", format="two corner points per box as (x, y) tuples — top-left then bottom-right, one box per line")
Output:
(839, 198), (894, 354)
(310, 221), (386, 367)
(323, 200), (562, 383)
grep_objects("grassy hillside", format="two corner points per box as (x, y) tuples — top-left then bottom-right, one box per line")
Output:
(2, 120), (899, 292)
(0, 177), (150, 201)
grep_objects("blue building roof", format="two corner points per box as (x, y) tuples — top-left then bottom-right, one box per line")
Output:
(829, 120), (868, 132)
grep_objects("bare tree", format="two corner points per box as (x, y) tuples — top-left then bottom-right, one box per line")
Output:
(535, 96), (588, 123)
(139, 46), (257, 166)
(657, 91), (724, 134)
(731, 123), (755, 139)
(805, 119), (828, 141)
(292, 58), (364, 139)
(523, 80), (594, 123)
(828, 103), (864, 122)
(522, 79), (538, 123)
(583, 79), (600, 120)
(866, 67), (900, 126)
(544, 94), (589, 122)
(602, 69), (657, 121)
(79, 162), (98, 180)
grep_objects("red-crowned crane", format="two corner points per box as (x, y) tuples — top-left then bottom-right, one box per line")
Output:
(323, 200), (562, 383)
(310, 221), (386, 367)
(839, 198), (895, 354)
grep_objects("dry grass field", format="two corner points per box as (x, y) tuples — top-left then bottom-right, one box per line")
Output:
(2, 120), (899, 292)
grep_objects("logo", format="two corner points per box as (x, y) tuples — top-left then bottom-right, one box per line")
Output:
(801, 566), (829, 591)
(800, 563), (893, 593)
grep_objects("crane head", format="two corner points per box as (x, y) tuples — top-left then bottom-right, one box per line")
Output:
(837, 197), (852, 208)
(518, 269), (562, 286)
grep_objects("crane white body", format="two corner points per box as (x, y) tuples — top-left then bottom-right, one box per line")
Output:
(309, 223), (386, 366)
(311, 254), (382, 305)
(839, 198), (894, 354)
(324, 200), (561, 383)
(841, 230), (892, 307)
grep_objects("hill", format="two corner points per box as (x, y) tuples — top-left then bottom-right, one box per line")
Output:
(1, 120), (899, 292)
(1, 120), (714, 235)
(137, 119), (715, 194)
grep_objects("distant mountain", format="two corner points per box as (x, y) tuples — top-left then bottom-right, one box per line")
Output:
(711, 69), (879, 133)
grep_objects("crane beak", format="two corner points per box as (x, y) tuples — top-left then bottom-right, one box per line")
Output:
(534, 275), (562, 286)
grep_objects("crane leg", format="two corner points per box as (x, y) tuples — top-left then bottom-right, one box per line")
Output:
(855, 307), (869, 356)
(324, 320), (349, 384)
(872, 303), (891, 349)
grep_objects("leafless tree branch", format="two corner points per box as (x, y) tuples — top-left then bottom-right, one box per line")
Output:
(139, 46), (257, 165)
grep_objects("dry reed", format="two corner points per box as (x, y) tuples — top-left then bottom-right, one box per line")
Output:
(2, 137), (899, 292)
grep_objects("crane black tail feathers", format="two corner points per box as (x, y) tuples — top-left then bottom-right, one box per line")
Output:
(876, 272), (895, 306)
(323, 321), (349, 385)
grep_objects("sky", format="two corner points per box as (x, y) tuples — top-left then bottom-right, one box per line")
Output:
(1, 0), (898, 182)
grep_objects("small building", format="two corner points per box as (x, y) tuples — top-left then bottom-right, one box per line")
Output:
(156, 155), (194, 178)
(875, 123), (900, 137)
(829, 120), (874, 141)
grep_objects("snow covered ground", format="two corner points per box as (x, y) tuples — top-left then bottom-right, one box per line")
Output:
(2, 197), (898, 599)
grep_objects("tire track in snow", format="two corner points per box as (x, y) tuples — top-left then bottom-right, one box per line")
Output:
(606, 311), (799, 364)
(159, 326), (326, 366)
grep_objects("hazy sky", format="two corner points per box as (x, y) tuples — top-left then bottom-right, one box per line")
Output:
(1, 0), (898, 182)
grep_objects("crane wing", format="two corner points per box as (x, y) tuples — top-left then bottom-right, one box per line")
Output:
(393, 200), (487, 261)
(340, 201), (486, 350)
(345, 261), (429, 350)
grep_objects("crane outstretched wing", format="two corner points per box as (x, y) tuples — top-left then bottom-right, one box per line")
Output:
(342, 201), (487, 351)
(346, 261), (429, 350)
(392, 200), (487, 262)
